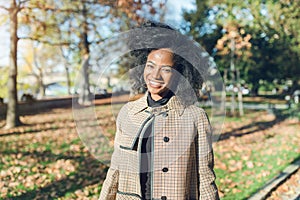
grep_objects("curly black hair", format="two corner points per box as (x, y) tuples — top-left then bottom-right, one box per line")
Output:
(127, 20), (207, 106)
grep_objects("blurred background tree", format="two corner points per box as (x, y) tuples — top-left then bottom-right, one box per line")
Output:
(184, 0), (299, 90)
(0, 0), (299, 126)
(0, 0), (167, 127)
(183, 0), (299, 115)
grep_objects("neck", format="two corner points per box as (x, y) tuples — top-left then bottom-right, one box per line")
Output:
(150, 94), (162, 101)
(150, 90), (171, 101)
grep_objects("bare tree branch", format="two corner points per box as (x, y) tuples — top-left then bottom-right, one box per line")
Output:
(19, 0), (31, 4)
(16, 0), (31, 11)
(19, 36), (71, 46)
(0, 5), (9, 11)
(93, 37), (108, 44)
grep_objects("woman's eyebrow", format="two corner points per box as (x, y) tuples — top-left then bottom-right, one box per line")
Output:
(146, 61), (173, 68)
(146, 60), (156, 65)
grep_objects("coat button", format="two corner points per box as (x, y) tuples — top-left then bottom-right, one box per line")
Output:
(163, 137), (169, 142)
(161, 196), (167, 200)
(162, 167), (168, 172)
(162, 112), (168, 117)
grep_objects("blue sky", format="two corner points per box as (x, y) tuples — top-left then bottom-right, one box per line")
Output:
(165, 0), (195, 28)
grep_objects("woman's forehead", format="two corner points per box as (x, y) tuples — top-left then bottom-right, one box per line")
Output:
(150, 48), (173, 55)
(147, 50), (174, 67)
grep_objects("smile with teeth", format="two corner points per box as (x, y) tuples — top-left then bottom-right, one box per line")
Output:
(148, 80), (164, 88)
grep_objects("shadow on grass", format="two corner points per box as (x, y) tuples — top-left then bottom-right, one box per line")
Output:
(219, 109), (291, 141)
(2, 150), (108, 199)
(0, 120), (100, 138)
(0, 124), (69, 138)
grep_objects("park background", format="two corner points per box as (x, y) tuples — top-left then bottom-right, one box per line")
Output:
(0, 0), (299, 199)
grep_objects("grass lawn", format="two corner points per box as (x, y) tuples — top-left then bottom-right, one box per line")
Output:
(214, 109), (300, 199)
(0, 103), (299, 199)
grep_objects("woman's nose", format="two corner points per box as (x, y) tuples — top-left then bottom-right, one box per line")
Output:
(151, 67), (161, 79)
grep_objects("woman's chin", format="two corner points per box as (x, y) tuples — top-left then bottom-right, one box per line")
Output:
(148, 88), (171, 98)
(148, 89), (161, 95)
(147, 84), (162, 92)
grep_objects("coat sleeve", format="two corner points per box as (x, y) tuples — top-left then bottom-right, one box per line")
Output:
(99, 138), (120, 200)
(99, 167), (119, 200)
(197, 109), (220, 200)
(99, 104), (128, 200)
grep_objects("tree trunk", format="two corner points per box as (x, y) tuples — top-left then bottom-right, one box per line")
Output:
(230, 38), (236, 116)
(65, 66), (71, 95)
(237, 90), (244, 116)
(35, 59), (45, 98)
(230, 90), (236, 116)
(5, 0), (22, 129)
(236, 69), (244, 116)
(251, 83), (259, 96)
(221, 69), (227, 117)
(38, 68), (45, 98)
(33, 44), (45, 98)
(60, 48), (72, 95)
(78, 54), (91, 105)
(78, 5), (91, 105)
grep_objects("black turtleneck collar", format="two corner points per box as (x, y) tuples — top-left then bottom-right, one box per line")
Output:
(147, 91), (174, 108)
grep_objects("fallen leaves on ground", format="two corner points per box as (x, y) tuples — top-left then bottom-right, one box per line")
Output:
(214, 111), (300, 199)
(267, 168), (300, 200)
(0, 105), (299, 199)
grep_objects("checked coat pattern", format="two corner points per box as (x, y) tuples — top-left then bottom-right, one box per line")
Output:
(100, 94), (219, 200)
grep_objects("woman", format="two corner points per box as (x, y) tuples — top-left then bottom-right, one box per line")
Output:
(100, 22), (219, 200)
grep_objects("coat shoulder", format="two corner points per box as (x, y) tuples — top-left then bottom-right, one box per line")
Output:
(184, 105), (210, 126)
(185, 104), (206, 115)
(116, 96), (146, 120)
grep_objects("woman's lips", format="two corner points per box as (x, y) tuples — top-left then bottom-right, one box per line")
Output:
(148, 80), (163, 88)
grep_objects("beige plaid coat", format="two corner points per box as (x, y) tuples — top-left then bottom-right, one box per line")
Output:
(100, 94), (219, 200)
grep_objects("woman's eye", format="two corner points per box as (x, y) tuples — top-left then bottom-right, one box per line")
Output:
(146, 64), (154, 69)
(162, 67), (172, 73)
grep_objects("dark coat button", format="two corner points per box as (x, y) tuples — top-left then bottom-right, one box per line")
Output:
(162, 167), (168, 172)
(161, 196), (167, 200)
(163, 137), (169, 142)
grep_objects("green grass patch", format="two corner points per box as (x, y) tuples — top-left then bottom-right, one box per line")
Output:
(0, 103), (298, 199)
(71, 138), (81, 145)
(27, 142), (39, 150)
(107, 128), (115, 136)
(216, 132), (300, 199)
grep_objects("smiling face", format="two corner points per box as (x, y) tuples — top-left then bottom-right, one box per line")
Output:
(143, 49), (175, 101)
